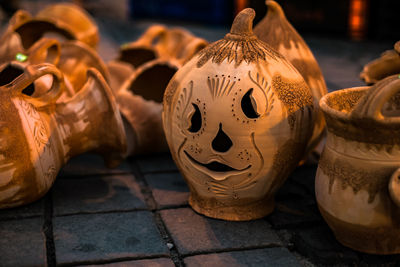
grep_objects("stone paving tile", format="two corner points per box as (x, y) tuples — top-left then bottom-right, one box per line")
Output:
(293, 225), (359, 265)
(0, 198), (44, 220)
(268, 200), (321, 230)
(134, 153), (178, 173)
(0, 217), (46, 267)
(59, 153), (131, 178)
(83, 257), (175, 267)
(268, 169), (321, 229)
(54, 211), (169, 265)
(52, 174), (146, 216)
(144, 172), (190, 208)
(184, 247), (302, 267)
(160, 208), (281, 255)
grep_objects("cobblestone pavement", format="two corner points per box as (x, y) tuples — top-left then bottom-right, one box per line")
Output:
(1, 2), (399, 266)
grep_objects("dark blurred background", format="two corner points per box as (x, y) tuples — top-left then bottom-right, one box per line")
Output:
(0, 0), (398, 41)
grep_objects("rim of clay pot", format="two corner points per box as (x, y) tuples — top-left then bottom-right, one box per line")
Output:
(60, 40), (110, 82)
(319, 86), (368, 122)
(121, 58), (180, 103)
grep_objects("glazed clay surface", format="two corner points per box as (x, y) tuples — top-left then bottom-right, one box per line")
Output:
(254, 0), (327, 154)
(163, 9), (315, 221)
(316, 76), (400, 254)
(0, 63), (126, 209)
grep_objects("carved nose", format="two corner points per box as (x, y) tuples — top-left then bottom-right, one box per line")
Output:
(212, 123), (233, 153)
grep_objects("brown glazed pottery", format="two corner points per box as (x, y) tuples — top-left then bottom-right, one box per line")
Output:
(360, 40), (400, 84)
(0, 3), (98, 64)
(0, 62), (126, 209)
(316, 75), (400, 254)
(254, 0), (328, 155)
(162, 9), (316, 221)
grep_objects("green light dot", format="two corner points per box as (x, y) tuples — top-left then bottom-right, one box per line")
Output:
(15, 53), (28, 62)
(398, 74), (400, 79)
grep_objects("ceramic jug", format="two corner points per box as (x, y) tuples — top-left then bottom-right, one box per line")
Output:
(316, 75), (400, 254)
(162, 9), (316, 221)
(254, 0), (328, 156)
(0, 3), (98, 64)
(0, 62), (126, 209)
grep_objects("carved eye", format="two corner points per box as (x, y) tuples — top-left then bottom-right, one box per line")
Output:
(188, 103), (202, 133)
(241, 88), (260, 118)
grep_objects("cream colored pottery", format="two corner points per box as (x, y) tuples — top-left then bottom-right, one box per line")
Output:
(0, 62), (126, 209)
(162, 9), (315, 221)
(316, 75), (400, 254)
(0, 3), (98, 64)
(360, 40), (400, 84)
(254, 0), (328, 155)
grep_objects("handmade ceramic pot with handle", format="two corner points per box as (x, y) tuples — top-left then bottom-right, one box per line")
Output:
(0, 62), (126, 209)
(0, 3), (98, 65)
(316, 75), (400, 254)
(163, 9), (316, 221)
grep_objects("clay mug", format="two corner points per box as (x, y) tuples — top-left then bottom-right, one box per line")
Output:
(163, 8), (315, 221)
(316, 75), (400, 254)
(0, 62), (126, 209)
(254, 0), (328, 156)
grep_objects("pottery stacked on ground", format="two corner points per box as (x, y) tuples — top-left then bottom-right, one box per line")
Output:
(162, 8), (318, 221)
(0, 3), (126, 209)
(108, 25), (208, 155)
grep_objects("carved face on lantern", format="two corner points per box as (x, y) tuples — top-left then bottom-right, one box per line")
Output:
(162, 8), (315, 220)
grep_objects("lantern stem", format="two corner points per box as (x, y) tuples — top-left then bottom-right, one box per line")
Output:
(230, 8), (255, 37)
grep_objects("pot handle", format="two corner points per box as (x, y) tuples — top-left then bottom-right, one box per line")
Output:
(177, 38), (208, 64)
(8, 63), (64, 107)
(389, 167), (400, 208)
(27, 38), (61, 65)
(123, 25), (167, 48)
(350, 76), (400, 121)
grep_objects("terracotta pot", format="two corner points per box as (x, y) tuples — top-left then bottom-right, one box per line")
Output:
(162, 9), (316, 221)
(118, 25), (168, 68)
(0, 62), (126, 209)
(116, 59), (180, 155)
(0, 3), (98, 64)
(117, 25), (207, 69)
(316, 75), (400, 254)
(112, 27), (207, 156)
(254, 0), (328, 155)
(360, 40), (400, 85)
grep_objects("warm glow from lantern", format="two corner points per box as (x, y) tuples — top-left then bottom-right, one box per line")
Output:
(348, 0), (368, 40)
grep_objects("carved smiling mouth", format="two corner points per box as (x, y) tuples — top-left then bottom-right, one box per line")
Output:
(184, 151), (251, 173)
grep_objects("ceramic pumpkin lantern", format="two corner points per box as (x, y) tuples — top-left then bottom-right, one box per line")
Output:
(163, 8), (316, 221)
(254, 0), (328, 156)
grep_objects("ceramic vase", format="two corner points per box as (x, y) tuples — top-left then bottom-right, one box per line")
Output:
(162, 8), (316, 221)
(0, 62), (126, 209)
(254, 0), (328, 155)
(316, 75), (400, 254)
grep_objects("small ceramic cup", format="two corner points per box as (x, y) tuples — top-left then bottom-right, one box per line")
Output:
(316, 75), (400, 254)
